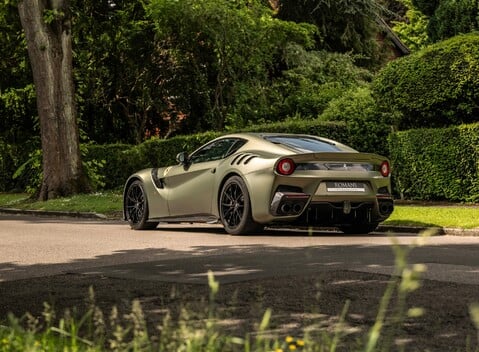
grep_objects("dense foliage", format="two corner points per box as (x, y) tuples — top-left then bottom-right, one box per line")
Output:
(0, 3), (37, 145)
(391, 0), (430, 51)
(145, 0), (317, 133)
(1, 0), (478, 202)
(276, 0), (387, 68)
(320, 86), (390, 154)
(372, 32), (479, 130)
(389, 123), (479, 202)
(413, 0), (479, 42)
(0, 0), (390, 147)
(72, 1), (163, 144)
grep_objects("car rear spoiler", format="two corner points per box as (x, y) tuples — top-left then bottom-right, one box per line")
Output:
(287, 152), (388, 164)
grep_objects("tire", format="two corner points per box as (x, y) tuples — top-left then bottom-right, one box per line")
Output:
(125, 180), (159, 230)
(339, 223), (379, 235)
(219, 176), (263, 235)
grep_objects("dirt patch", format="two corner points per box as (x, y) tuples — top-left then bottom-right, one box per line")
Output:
(1, 271), (478, 351)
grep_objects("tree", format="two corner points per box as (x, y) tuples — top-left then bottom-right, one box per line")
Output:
(71, 0), (169, 144)
(146, 0), (316, 131)
(275, 0), (386, 68)
(18, 0), (89, 200)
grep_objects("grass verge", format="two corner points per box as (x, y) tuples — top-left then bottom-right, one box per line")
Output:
(0, 192), (478, 229)
(0, 192), (122, 217)
(384, 205), (479, 229)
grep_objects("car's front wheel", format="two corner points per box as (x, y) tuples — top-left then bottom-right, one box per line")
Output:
(125, 180), (159, 230)
(219, 176), (263, 235)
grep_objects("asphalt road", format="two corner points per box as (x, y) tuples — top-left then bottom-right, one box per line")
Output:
(1, 214), (478, 285)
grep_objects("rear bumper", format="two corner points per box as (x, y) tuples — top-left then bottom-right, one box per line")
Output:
(295, 198), (393, 226)
(268, 190), (394, 226)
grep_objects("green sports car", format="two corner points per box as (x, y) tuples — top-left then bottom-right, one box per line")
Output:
(123, 133), (394, 235)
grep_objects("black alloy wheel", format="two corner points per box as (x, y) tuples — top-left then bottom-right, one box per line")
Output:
(125, 180), (158, 230)
(219, 176), (263, 235)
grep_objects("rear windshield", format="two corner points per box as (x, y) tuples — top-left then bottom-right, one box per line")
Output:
(264, 136), (342, 152)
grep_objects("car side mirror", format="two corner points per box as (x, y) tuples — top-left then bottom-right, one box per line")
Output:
(176, 151), (189, 165)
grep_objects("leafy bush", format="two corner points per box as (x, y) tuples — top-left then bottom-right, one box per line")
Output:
(388, 123), (479, 202)
(392, 0), (430, 51)
(427, 0), (479, 42)
(12, 149), (42, 194)
(320, 86), (390, 154)
(0, 138), (40, 192)
(0, 140), (19, 192)
(373, 32), (479, 130)
(83, 144), (134, 190)
(413, 0), (478, 42)
(412, 0), (440, 16)
(146, 0), (316, 133)
(265, 46), (373, 123)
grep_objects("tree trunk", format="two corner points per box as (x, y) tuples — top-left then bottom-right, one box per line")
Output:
(18, 0), (90, 200)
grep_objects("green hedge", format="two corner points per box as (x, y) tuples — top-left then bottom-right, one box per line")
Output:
(84, 119), (352, 190)
(1, 118), (388, 192)
(388, 123), (479, 202)
(83, 144), (134, 190)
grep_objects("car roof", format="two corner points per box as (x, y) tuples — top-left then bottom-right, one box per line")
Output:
(214, 132), (356, 153)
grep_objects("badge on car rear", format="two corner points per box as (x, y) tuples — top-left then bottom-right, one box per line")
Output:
(326, 181), (365, 192)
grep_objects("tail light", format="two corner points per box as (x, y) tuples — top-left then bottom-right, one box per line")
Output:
(276, 158), (296, 175)
(380, 160), (390, 177)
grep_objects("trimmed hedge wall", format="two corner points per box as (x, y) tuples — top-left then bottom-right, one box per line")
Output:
(388, 123), (479, 202)
(4, 120), (478, 203)
(373, 32), (479, 130)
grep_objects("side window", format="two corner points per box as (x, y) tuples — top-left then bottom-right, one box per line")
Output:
(224, 139), (246, 158)
(189, 138), (245, 164)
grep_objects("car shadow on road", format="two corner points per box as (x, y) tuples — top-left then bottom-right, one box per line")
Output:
(153, 223), (429, 238)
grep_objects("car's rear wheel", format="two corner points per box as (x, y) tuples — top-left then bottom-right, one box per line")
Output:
(339, 223), (379, 235)
(125, 180), (159, 230)
(219, 176), (263, 235)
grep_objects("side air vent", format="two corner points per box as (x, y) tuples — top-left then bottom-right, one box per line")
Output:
(151, 168), (164, 188)
(230, 153), (259, 165)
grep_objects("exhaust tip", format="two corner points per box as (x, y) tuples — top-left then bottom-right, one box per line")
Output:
(270, 192), (310, 216)
(378, 200), (394, 216)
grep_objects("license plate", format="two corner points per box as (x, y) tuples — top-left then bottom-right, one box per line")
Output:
(326, 181), (365, 192)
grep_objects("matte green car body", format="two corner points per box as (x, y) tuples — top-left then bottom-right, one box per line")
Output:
(123, 133), (394, 234)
